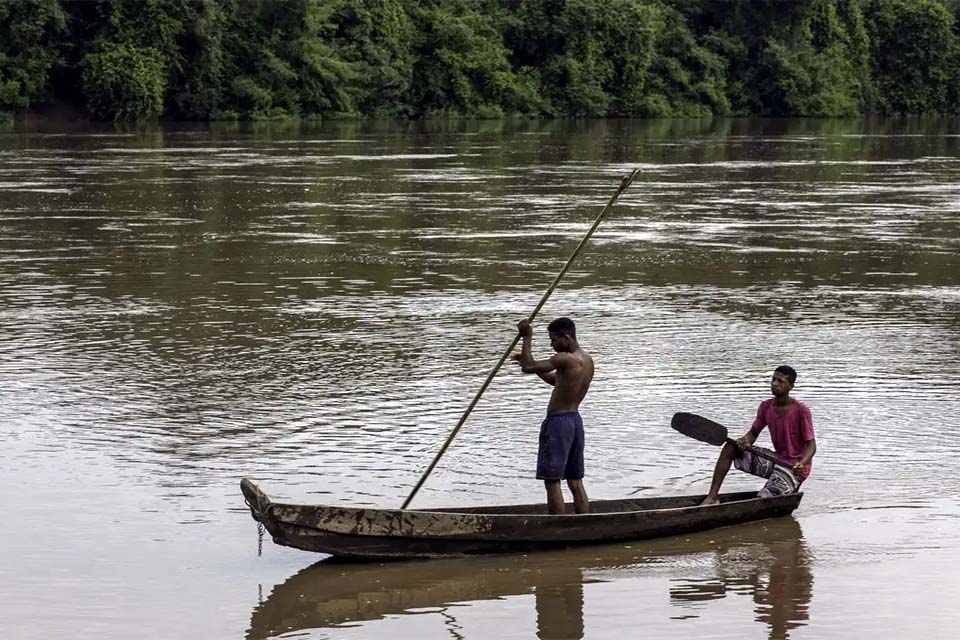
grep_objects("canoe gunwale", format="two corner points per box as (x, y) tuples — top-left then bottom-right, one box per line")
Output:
(270, 493), (800, 526)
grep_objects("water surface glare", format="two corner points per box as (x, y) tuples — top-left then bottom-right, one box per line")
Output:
(2, 118), (959, 639)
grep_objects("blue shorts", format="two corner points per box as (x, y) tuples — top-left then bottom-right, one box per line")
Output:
(536, 412), (585, 480)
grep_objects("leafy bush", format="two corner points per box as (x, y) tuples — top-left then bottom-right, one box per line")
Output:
(407, 0), (538, 117)
(82, 43), (166, 120)
(864, 0), (960, 113)
(0, 0), (66, 109)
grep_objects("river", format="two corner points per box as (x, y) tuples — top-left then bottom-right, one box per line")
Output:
(2, 117), (959, 639)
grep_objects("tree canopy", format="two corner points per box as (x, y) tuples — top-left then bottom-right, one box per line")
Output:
(1, 0), (958, 121)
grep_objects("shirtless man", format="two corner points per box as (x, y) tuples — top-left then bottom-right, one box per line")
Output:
(512, 317), (594, 515)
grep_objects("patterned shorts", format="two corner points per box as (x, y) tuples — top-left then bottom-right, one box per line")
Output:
(734, 446), (801, 497)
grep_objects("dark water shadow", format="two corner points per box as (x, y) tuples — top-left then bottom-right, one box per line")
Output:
(246, 517), (811, 640)
(669, 517), (812, 639)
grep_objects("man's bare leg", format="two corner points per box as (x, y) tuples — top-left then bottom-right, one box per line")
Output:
(701, 442), (738, 505)
(567, 479), (589, 514)
(545, 480), (565, 514)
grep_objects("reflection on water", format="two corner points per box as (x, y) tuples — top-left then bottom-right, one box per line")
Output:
(536, 580), (584, 640)
(245, 551), (587, 639)
(247, 518), (811, 640)
(670, 518), (811, 639)
(2, 118), (960, 639)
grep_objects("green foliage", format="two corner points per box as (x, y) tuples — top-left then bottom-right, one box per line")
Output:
(767, 0), (869, 116)
(548, 0), (618, 117)
(0, 0), (66, 109)
(298, 1), (357, 114)
(330, 0), (415, 116)
(82, 42), (166, 120)
(219, 0), (356, 119)
(506, 0), (725, 118)
(645, 4), (729, 117)
(677, 0), (870, 116)
(407, 0), (538, 117)
(68, 0), (209, 119)
(864, 0), (960, 113)
(168, 0), (226, 119)
(3, 0), (960, 119)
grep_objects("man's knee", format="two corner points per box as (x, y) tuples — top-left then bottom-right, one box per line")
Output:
(721, 441), (739, 459)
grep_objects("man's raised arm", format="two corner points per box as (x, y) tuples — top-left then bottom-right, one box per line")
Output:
(511, 319), (564, 382)
(536, 371), (557, 386)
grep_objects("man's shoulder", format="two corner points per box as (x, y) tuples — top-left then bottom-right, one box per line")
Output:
(757, 397), (774, 410)
(793, 399), (812, 415)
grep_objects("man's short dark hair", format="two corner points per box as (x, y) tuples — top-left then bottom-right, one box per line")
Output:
(775, 365), (797, 385)
(547, 317), (576, 337)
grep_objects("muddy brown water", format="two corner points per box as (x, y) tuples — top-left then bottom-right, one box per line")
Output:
(2, 118), (959, 639)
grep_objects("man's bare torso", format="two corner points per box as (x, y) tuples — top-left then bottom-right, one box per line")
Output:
(548, 349), (594, 414)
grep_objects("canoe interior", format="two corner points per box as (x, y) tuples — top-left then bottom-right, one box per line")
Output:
(242, 478), (761, 517)
(422, 491), (761, 515)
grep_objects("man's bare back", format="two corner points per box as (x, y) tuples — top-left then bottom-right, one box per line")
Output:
(512, 318), (594, 411)
(546, 348), (594, 414)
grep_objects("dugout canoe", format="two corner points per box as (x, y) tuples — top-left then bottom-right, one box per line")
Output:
(240, 478), (802, 560)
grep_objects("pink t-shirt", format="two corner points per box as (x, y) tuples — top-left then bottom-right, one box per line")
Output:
(751, 398), (816, 478)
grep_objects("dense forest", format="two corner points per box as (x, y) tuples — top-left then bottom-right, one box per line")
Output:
(2, 0), (960, 123)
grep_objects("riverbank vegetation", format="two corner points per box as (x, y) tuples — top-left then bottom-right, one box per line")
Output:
(2, 0), (959, 121)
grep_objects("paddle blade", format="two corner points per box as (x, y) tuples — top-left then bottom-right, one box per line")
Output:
(671, 412), (729, 447)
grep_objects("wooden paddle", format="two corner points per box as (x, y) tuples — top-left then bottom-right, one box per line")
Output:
(670, 412), (785, 467)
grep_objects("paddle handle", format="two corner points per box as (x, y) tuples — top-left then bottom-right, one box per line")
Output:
(727, 437), (792, 469)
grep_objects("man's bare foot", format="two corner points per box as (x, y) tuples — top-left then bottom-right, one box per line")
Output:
(700, 497), (719, 506)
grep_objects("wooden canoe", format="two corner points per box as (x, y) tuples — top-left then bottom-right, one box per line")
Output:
(241, 478), (802, 560)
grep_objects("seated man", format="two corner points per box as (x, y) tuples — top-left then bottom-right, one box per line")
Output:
(701, 366), (816, 505)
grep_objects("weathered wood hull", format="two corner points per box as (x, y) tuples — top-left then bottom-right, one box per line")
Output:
(240, 478), (802, 560)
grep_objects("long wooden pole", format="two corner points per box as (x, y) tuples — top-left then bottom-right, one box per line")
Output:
(401, 169), (641, 509)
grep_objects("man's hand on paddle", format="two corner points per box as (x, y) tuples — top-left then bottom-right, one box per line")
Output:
(516, 319), (533, 338)
(791, 461), (805, 475)
(511, 320), (533, 366)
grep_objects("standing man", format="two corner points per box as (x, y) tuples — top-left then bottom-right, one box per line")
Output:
(512, 317), (594, 515)
(701, 366), (817, 505)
